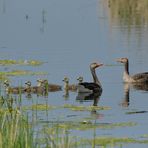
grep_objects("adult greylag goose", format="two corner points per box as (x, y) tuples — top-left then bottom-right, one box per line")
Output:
(77, 62), (103, 93)
(116, 57), (148, 83)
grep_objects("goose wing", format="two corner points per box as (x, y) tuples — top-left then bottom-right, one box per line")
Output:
(79, 82), (102, 92)
(132, 72), (148, 82)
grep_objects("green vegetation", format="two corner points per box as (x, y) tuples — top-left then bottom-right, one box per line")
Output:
(0, 109), (35, 148)
(0, 59), (46, 80)
(38, 124), (148, 148)
(23, 104), (56, 111)
(63, 104), (111, 111)
(0, 94), (147, 148)
(80, 136), (148, 147)
(0, 70), (47, 77)
(0, 59), (44, 66)
(47, 121), (137, 131)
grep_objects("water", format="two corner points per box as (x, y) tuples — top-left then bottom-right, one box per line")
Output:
(0, 0), (148, 147)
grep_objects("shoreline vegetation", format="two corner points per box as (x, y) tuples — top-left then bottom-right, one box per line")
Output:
(0, 95), (148, 147)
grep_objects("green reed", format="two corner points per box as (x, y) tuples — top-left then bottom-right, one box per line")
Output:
(0, 98), (35, 148)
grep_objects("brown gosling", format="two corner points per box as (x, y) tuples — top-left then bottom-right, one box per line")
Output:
(24, 79), (45, 93)
(77, 76), (83, 83)
(4, 80), (25, 94)
(43, 79), (62, 92)
(62, 77), (78, 92)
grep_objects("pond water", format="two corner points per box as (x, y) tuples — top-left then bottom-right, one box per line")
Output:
(0, 0), (148, 147)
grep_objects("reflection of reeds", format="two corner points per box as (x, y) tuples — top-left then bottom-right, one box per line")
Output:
(108, 0), (148, 26)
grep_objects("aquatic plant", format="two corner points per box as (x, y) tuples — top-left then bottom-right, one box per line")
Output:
(63, 104), (111, 111)
(38, 123), (148, 148)
(23, 104), (55, 111)
(0, 70), (47, 77)
(49, 121), (137, 131)
(0, 110), (35, 148)
(80, 136), (148, 147)
(0, 59), (44, 66)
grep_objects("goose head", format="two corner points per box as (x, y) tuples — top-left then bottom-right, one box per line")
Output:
(25, 81), (31, 87)
(62, 77), (69, 83)
(4, 80), (10, 88)
(37, 79), (44, 87)
(77, 76), (83, 83)
(90, 62), (103, 69)
(116, 58), (128, 64)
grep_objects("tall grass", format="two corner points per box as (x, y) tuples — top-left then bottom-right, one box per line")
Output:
(0, 99), (35, 148)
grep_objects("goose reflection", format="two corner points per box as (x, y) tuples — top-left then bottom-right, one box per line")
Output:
(121, 83), (130, 107)
(76, 91), (102, 106)
(121, 82), (148, 107)
(76, 92), (104, 119)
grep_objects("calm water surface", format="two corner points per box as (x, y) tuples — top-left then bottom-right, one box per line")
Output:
(0, 0), (148, 147)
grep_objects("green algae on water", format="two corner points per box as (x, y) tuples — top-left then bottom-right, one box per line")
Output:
(63, 104), (111, 111)
(0, 70), (47, 77)
(80, 136), (148, 147)
(23, 104), (56, 111)
(0, 59), (44, 66)
(48, 121), (137, 131)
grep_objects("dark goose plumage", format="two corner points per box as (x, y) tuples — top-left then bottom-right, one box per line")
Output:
(77, 62), (103, 93)
(78, 82), (102, 93)
(116, 57), (148, 83)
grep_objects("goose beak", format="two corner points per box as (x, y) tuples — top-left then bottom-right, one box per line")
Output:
(97, 63), (103, 67)
(116, 58), (122, 62)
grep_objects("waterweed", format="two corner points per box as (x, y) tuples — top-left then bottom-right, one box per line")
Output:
(0, 59), (44, 66)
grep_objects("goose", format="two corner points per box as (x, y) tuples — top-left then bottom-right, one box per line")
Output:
(77, 76), (83, 83)
(43, 79), (62, 92)
(77, 62), (103, 93)
(24, 79), (45, 93)
(3, 80), (25, 94)
(62, 76), (84, 92)
(62, 77), (77, 91)
(116, 57), (148, 83)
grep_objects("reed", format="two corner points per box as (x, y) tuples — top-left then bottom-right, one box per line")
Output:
(0, 99), (35, 148)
